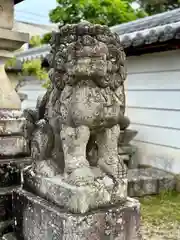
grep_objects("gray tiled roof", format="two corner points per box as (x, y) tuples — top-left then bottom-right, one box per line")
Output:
(111, 8), (180, 48)
(15, 8), (180, 64)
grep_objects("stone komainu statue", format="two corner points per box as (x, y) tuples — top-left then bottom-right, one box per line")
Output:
(24, 22), (130, 213)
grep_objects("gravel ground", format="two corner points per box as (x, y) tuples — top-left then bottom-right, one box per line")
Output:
(139, 191), (180, 240)
(141, 220), (180, 240)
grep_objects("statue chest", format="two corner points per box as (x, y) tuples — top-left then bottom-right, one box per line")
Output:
(60, 85), (122, 128)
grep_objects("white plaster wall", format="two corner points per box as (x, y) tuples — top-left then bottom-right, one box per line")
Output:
(19, 78), (46, 110)
(126, 49), (180, 174)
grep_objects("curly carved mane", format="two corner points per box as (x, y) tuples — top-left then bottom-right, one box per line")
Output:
(47, 23), (126, 95)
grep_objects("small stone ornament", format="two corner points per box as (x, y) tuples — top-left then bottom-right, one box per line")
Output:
(23, 22), (130, 214)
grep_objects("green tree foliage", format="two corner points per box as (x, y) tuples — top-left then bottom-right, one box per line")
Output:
(22, 59), (49, 82)
(29, 35), (42, 48)
(137, 0), (180, 15)
(41, 32), (52, 45)
(5, 57), (17, 68)
(49, 0), (146, 27)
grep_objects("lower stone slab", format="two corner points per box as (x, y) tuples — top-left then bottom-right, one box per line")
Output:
(0, 189), (13, 222)
(2, 232), (17, 240)
(23, 169), (128, 214)
(0, 186), (20, 237)
(0, 220), (13, 237)
(0, 136), (29, 157)
(0, 158), (32, 170)
(128, 167), (175, 197)
(0, 164), (21, 188)
(0, 118), (25, 136)
(13, 189), (141, 240)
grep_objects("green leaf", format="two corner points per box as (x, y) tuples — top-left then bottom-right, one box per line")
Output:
(49, 0), (146, 26)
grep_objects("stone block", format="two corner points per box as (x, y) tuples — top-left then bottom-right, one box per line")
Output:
(0, 189), (13, 222)
(0, 158), (32, 169)
(23, 169), (128, 214)
(0, 186), (18, 237)
(0, 28), (28, 52)
(128, 167), (175, 197)
(0, 164), (21, 188)
(0, 220), (13, 237)
(0, 136), (29, 157)
(2, 232), (17, 240)
(0, 0), (14, 30)
(0, 118), (25, 135)
(13, 189), (141, 240)
(0, 167), (21, 238)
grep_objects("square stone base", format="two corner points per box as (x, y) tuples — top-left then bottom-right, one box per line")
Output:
(13, 189), (141, 240)
(23, 169), (128, 214)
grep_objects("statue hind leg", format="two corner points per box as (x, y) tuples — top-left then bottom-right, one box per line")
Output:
(96, 124), (128, 201)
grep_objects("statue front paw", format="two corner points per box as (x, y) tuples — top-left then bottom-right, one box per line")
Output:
(65, 166), (95, 186)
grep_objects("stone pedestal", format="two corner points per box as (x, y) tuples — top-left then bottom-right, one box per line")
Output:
(0, 164), (20, 238)
(0, 0), (29, 239)
(13, 189), (141, 240)
(0, 28), (28, 110)
(0, 110), (29, 239)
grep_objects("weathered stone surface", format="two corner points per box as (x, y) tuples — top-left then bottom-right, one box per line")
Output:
(0, 0), (14, 30)
(0, 164), (21, 188)
(0, 118), (25, 135)
(0, 220), (13, 237)
(0, 158), (32, 168)
(23, 22), (132, 213)
(118, 144), (138, 168)
(23, 167), (128, 214)
(2, 232), (17, 240)
(0, 187), (16, 237)
(13, 189), (141, 240)
(0, 29), (28, 51)
(0, 136), (29, 157)
(0, 63), (21, 110)
(0, 27), (28, 110)
(0, 174), (21, 238)
(0, 191), (12, 221)
(0, 110), (22, 120)
(0, 186), (20, 237)
(128, 167), (175, 197)
(23, 161), (128, 215)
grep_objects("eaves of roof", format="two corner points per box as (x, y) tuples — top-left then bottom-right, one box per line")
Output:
(111, 8), (180, 49)
(118, 21), (180, 49)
